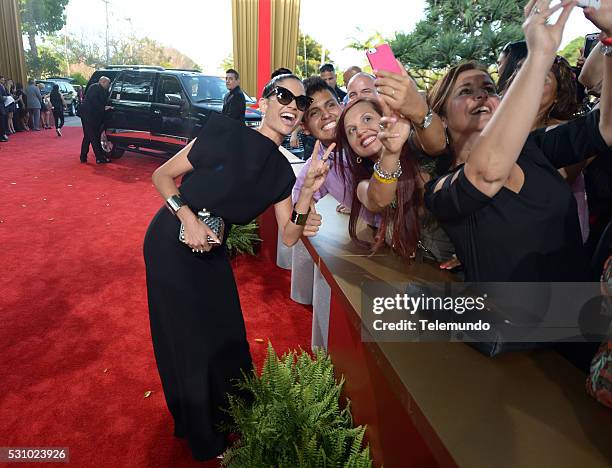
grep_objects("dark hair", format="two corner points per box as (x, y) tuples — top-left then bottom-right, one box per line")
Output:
(335, 98), (422, 260)
(319, 63), (335, 74)
(502, 56), (578, 124)
(226, 69), (239, 80)
(16, 82), (23, 90)
(429, 61), (492, 118)
(51, 84), (60, 94)
(302, 76), (336, 99)
(261, 73), (303, 98)
(271, 67), (292, 79)
(497, 40), (528, 92)
(429, 61), (494, 166)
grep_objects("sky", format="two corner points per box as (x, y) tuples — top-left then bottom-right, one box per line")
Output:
(62, 0), (598, 75)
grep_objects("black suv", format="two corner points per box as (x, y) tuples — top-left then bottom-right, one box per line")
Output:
(85, 66), (262, 158)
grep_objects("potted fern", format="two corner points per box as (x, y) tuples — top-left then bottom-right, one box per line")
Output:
(222, 344), (373, 467)
(226, 220), (261, 256)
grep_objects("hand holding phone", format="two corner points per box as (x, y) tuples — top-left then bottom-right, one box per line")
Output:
(366, 44), (403, 74)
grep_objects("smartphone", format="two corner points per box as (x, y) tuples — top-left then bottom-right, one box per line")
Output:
(366, 44), (403, 74)
(577, 0), (601, 8)
(584, 33), (600, 59)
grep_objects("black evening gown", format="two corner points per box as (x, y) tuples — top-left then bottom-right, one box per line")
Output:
(143, 113), (295, 460)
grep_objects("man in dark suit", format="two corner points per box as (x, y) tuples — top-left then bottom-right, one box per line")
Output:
(222, 69), (245, 123)
(79, 76), (112, 163)
(319, 63), (347, 103)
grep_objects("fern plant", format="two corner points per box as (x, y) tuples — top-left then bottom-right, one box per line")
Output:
(222, 344), (373, 468)
(225, 220), (261, 256)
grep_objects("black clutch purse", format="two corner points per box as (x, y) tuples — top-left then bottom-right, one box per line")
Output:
(179, 208), (225, 250)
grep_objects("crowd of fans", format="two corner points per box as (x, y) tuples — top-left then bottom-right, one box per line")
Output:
(281, 2), (610, 403)
(0, 76), (70, 146)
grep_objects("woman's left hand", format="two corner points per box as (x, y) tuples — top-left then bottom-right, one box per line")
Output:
(377, 96), (411, 155)
(583, 0), (612, 37)
(374, 60), (429, 124)
(301, 140), (335, 193)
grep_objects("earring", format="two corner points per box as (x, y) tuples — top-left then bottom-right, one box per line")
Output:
(356, 157), (362, 164)
(444, 127), (450, 146)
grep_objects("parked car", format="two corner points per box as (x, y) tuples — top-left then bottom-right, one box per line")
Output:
(84, 67), (262, 158)
(36, 79), (78, 116)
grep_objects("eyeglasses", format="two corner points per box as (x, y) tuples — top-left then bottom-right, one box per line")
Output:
(264, 86), (313, 111)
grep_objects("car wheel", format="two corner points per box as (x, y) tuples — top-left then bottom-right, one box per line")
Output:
(69, 102), (75, 116)
(100, 131), (125, 159)
(111, 147), (125, 158)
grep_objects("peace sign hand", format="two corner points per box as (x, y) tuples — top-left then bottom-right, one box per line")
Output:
(376, 95), (411, 156)
(302, 140), (335, 194)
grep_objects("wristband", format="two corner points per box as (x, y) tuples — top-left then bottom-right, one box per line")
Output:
(166, 194), (185, 214)
(373, 172), (398, 184)
(290, 205), (311, 226)
(601, 37), (612, 46)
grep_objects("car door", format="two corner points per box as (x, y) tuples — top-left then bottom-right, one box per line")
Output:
(105, 71), (153, 145)
(150, 74), (190, 147)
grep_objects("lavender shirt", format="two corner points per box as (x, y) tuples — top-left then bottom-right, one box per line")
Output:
(292, 143), (380, 227)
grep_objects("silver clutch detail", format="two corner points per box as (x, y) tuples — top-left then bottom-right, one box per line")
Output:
(179, 208), (225, 248)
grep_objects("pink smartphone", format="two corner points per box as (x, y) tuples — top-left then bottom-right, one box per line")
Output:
(366, 44), (403, 74)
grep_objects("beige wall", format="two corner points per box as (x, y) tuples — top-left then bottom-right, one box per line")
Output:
(0, 0), (27, 85)
(232, 0), (301, 97)
(232, 0), (259, 97)
(270, 0), (300, 75)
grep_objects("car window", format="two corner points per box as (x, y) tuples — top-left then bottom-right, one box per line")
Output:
(120, 72), (153, 102)
(180, 75), (226, 102)
(110, 75), (123, 100)
(59, 83), (68, 93)
(156, 75), (184, 104)
(38, 82), (53, 94)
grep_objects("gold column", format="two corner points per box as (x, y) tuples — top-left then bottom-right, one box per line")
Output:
(0, 0), (27, 85)
(231, 0), (259, 97)
(270, 0), (300, 74)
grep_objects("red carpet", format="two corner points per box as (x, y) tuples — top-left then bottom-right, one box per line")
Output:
(0, 128), (312, 467)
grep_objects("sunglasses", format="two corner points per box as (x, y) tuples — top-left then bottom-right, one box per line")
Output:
(264, 86), (313, 111)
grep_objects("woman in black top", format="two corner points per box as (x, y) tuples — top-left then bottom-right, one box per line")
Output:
(424, 0), (612, 282)
(49, 84), (65, 136)
(143, 74), (331, 460)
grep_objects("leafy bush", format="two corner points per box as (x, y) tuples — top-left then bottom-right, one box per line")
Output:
(226, 221), (261, 256)
(222, 344), (373, 468)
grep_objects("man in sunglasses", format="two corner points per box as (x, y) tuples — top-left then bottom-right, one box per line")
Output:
(222, 69), (246, 122)
(292, 77), (355, 214)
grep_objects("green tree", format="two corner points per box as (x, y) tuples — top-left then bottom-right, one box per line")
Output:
(26, 45), (62, 78)
(344, 27), (386, 52)
(19, 0), (70, 76)
(559, 36), (584, 67)
(390, 0), (525, 88)
(220, 54), (234, 74)
(296, 33), (332, 79)
(69, 72), (88, 86)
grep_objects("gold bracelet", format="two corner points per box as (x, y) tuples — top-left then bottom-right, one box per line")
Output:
(373, 172), (398, 184)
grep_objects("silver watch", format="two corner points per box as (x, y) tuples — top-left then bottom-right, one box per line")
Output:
(601, 44), (612, 57)
(166, 194), (185, 214)
(415, 107), (434, 129)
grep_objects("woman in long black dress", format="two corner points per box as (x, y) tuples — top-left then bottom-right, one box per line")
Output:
(143, 74), (333, 460)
